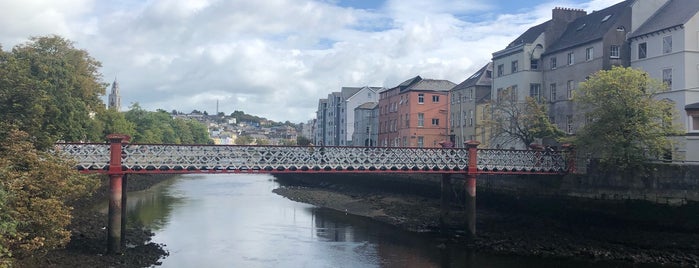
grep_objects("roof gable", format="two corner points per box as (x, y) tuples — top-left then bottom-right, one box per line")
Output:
(451, 63), (493, 91)
(630, 0), (699, 39)
(545, 1), (631, 54)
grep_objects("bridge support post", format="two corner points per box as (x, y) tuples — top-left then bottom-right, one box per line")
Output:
(106, 134), (130, 254)
(465, 140), (480, 239)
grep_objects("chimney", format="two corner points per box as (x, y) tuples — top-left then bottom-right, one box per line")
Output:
(546, 7), (587, 46)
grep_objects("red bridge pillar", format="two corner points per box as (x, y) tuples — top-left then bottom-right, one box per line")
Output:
(465, 140), (480, 239)
(106, 134), (129, 254)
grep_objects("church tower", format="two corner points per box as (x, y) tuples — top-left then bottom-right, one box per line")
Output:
(108, 78), (121, 111)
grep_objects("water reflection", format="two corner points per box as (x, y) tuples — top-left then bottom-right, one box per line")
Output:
(117, 174), (654, 268)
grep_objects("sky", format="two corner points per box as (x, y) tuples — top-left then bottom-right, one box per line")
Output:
(0, 0), (624, 123)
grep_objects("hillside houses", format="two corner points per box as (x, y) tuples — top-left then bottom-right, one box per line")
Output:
(308, 0), (699, 163)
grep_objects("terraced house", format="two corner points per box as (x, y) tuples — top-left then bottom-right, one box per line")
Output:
(491, 0), (699, 162)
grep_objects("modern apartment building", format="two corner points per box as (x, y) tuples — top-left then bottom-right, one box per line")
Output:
(352, 102), (379, 147)
(378, 76), (456, 148)
(314, 86), (381, 146)
(449, 63), (493, 147)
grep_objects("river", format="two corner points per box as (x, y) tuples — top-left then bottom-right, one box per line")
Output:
(121, 174), (651, 268)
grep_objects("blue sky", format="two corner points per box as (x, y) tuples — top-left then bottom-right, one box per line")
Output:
(0, 0), (623, 122)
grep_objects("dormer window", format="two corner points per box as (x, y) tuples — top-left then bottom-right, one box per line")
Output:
(602, 15), (611, 22)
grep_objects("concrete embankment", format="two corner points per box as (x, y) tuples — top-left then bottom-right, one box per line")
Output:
(272, 173), (699, 266)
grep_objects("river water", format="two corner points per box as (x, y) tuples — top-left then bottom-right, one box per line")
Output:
(122, 174), (646, 268)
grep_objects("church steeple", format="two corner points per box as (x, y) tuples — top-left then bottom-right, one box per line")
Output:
(108, 78), (121, 111)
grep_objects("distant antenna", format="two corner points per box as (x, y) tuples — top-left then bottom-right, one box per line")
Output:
(216, 99), (219, 115)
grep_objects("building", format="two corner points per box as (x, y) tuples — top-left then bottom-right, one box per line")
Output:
(314, 99), (328, 145)
(378, 76), (456, 147)
(491, 7), (587, 148)
(315, 86), (381, 146)
(108, 78), (121, 111)
(450, 63), (493, 147)
(542, 2), (633, 136)
(352, 102), (378, 147)
(628, 0), (699, 162)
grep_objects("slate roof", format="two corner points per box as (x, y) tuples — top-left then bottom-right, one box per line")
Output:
(340, 87), (363, 99)
(686, 102), (699, 110)
(406, 79), (457, 92)
(544, 0), (631, 55)
(630, 0), (699, 39)
(451, 63), (493, 91)
(356, 102), (378, 110)
(506, 21), (550, 49)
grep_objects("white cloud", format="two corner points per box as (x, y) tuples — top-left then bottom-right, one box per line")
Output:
(0, 0), (624, 122)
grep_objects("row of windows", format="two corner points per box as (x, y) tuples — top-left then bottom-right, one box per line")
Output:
(638, 35), (673, 60)
(381, 136), (427, 147)
(379, 113), (441, 133)
(380, 94), (441, 115)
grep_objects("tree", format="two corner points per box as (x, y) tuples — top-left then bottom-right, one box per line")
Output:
(296, 136), (312, 146)
(488, 90), (564, 148)
(571, 66), (683, 171)
(235, 135), (254, 145)
(0, 35), (106, 149)
(0, 126), (99, 263)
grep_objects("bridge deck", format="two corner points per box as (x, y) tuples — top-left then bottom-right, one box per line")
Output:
(56, 143), (569, 175)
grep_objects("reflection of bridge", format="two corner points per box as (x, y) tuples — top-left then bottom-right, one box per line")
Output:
(57, 134), (575, 254)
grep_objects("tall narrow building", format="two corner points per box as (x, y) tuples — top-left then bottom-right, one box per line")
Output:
(108, 78), (121, 111)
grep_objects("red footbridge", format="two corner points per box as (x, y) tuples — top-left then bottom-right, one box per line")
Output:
(56, 134), (575, 254)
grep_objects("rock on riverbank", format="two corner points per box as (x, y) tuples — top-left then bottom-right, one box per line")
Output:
(272, 173), (699, 267)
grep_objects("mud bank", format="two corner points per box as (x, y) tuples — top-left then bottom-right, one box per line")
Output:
(272, 173), (699, 267)
(15, 174), (172, 268)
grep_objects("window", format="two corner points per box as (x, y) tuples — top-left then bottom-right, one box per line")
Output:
(663, 68), (673, 89)
(497, 64), (504, 77)
(663, 36), (672, 54)
(432, 95), (440, 102)
(693, 116), (699, 131)
(638, 42), (647, 59)
(550, 57), (557, 69)
(567, 80), (575, 99)
(549, 83), (557, 101)
(468, 89), (474, 99)
(469, 110), (474, 126)
(432, 118), (440, 126)
(403, 136), (407, 147)
(530, 83), (541, 101)
(405, 113), (409, 126)
(417, 136), (424, 147)
(418, 93), (424, 104)
(510, 85), (518, 101)
(530, 59), (539, 70)
(610, 45), (620, 58)
(496, 88), (503, 101)
(567, 52), (575, 65)
(566, 115), (574, 134)
(511, 60), (518, 73)
(586, 47), (594, 61)
(417, 113), (424, 127)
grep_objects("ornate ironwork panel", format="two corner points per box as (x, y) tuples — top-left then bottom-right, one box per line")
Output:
(55, 143), (471, 173)
(477, 149), (567, 173)
(55, 143), (568, 174)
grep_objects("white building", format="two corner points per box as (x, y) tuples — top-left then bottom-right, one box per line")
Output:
(629, 0), (699, 162)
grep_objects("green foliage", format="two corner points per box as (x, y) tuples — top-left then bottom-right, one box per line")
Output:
(0, 35), (106, 150)
(489, 92), (565, 147)
(235, 135), (254, 145)
(296, 136), (312, 146)
(0, 126), (99, 263)
(571, 66), (683, 171)
(123, 103), (212, 144)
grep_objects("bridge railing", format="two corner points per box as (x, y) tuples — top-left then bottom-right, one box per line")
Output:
(478, 148), (567, 174)
(55, 142), (571, 174)
(55, 143), (472, 173)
